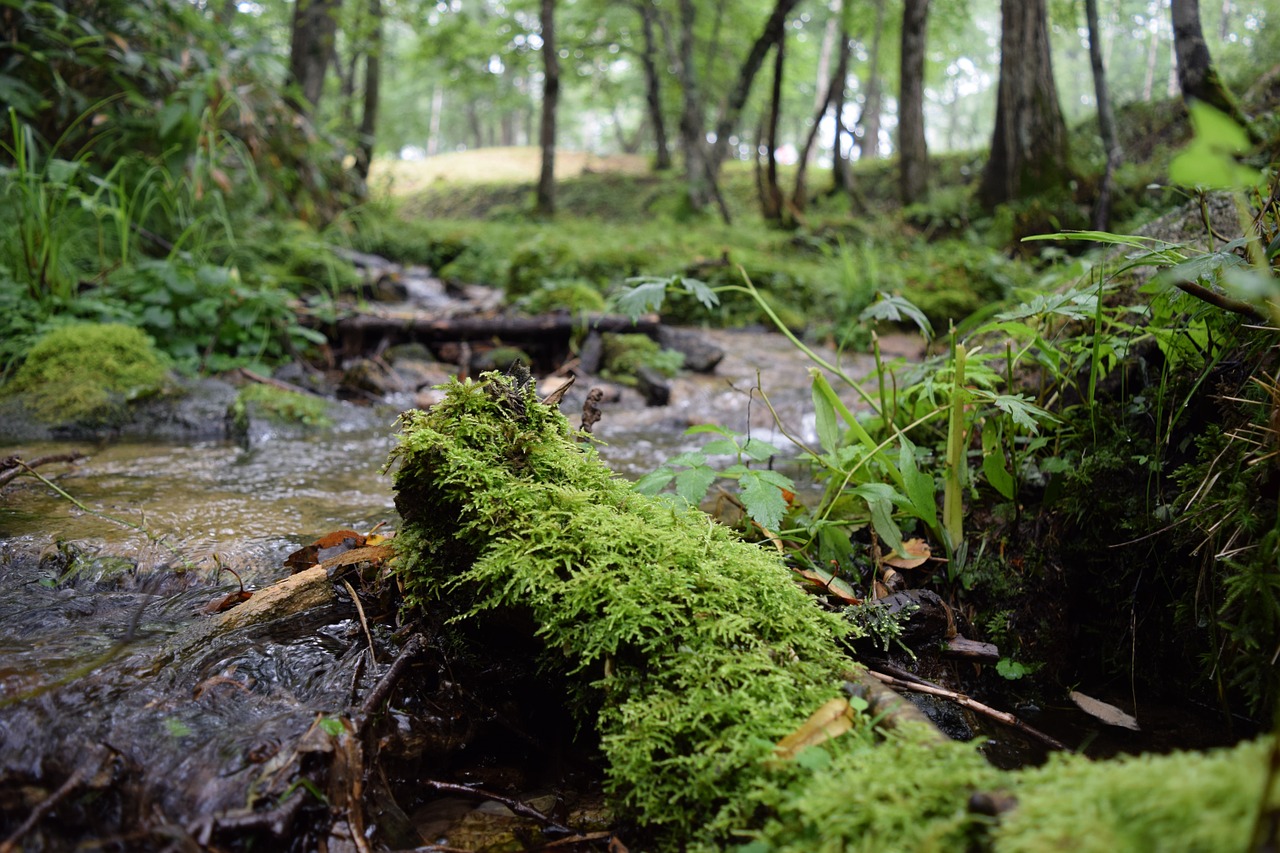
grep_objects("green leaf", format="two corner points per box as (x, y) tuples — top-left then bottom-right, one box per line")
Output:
(616, 278), (671, 320)
(899, 437), (938, 531)
(685, 423), (734, 437)
(812, 377), (841, 454)
(634, 468), (675, 495)
(739, 470), (787, 531)
(981, 426), (1015, 501)
(1169, 101), (1263, 189)
(989, 393), (1053, 433)
(674, 465), (717, 506)
(859, 292), (934, 340)
(701, 438), (741, 456)
(852, 483), (904, 555)
(681, 276), (719, 310)
(742, 437), (784, 461)
(318, 716), (345, 737)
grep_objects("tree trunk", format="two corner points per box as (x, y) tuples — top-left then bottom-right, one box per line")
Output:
(637, 0), (672, 171)
(858, 0), (887, 161)
(898, 0), (929, 206)
(287, 0), (341, 115)
(354, 0), (382, 182)
(977, 0), (1069, 210)
(829, 25), (852, 194)
(535, 0), (559, 216)
(760, 37), (785, 222)
(675, 0), (711, 210)
(706, 0), (800, 177)
(793, 36), (845, 215)
(1170, 0), (1256, 137)
(1085, 0), (1120, 230)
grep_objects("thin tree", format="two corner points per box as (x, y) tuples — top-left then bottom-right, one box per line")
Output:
(287, 0), (341, 115)
(898, 0), (929, 206)
(1170, 0), (1257, 140)
(1084, 0), (1120, 230)
(635, 0), (672, 170)
(857, 0), (887, 161)
(759, 34), (786, 222)
(354, 0), (383, 181)
(536, 0), (559, 216)
(978, 0), (1069, 209)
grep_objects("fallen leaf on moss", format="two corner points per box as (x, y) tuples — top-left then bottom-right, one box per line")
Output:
(773, 697), (856, 761)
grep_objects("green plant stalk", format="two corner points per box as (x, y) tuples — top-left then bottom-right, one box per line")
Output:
(943, 330), (968, 554)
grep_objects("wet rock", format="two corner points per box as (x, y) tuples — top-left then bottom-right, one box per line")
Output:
(634, 364), (671, 407)
(577, 331), (604, 374)
(877, 589), (951, 646)
(341, 358), (402, 397)
(0, 376), (238, 443)
(658, 326), (724, 373)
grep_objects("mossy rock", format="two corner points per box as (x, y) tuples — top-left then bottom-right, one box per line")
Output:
(599, 333), (683, 386)
(1, 323), (170, 425)
(387, 372), (1276, 850)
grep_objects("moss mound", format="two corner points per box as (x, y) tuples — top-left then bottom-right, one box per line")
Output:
(388, 370), (861, 843)
(2, 323), (168, 424)
(388, 372), (1276, 849)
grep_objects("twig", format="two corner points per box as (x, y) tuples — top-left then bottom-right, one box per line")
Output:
(0, 452), (86, 489)
(354, 633), (428, 733)
(0, 745), (113, 853)
(342, 579), (378, 664)
(1173, 279), (1269, 324)
(420, 779), (574, 836)
(865, 669), (1069, 751)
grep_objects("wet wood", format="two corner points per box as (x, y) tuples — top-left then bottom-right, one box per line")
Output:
(943, 636), (1000, 662)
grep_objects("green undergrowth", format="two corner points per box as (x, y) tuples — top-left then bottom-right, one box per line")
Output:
(388, 372), (1275, 849)
(0, 322), (170, 423)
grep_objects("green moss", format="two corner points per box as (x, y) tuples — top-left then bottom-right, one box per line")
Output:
(388, 371), (856, 844)
(387, 372), (1276, 849)
(994, 739), (1272, 853)
(600, 333), (683, 385)
(231, 383), (332, 430)
(518, 278), (607, 314)
(1, 323), (169, 424)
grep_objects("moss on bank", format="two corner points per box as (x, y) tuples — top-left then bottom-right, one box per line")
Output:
(388, 372), (1274, 849)
(0, 323), (169, 424)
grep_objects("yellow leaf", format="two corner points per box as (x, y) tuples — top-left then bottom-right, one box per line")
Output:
(773, 697), (855, 761)
(884, 537), (932, 569)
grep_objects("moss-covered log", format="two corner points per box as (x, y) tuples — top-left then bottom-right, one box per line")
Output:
(389, 371), (1274, 850)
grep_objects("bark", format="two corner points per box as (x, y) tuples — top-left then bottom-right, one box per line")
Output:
(857, 0), (887, 161)
(898, 0), (929, 206)
(830, 22), (853, 195)
(536, 0), (559, 216)
(1085, 0), (1120, 230)
(977, 0), (1070, 210)
(1171, 0), (1257, 138)
(675, 0), (711, 209)
(760, 37), (785, 222)
(286, 0), (341, 115)
(793, 39), (845, 215)
(636, 0), (672, 170)
(354, 0), (383, 181)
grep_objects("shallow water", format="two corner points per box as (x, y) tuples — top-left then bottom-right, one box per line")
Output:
(0, 329), (899, 575)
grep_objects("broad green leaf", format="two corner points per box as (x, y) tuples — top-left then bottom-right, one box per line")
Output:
(812, 376), (841, 454)
(681, 276), (719, 310)
(989, 393), (1053, 433)
(701, 438), (741, 456)
(668, 451), (707, 468)
(742, 437), (784, 461)
(615, 278), (670, 320)
(899, 437), (938, 531)
(685, 423), (735, 437)
(1169, 101), (1263, 189)
(981, 426), (1015, 501)
(634, 468), (674, 495)
(739, 470), (787, 531)
(674, 466), (717, 506)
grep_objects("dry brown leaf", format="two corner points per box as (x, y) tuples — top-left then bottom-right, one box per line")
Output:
(793, 566), (861, 605)
(884, 538), (932, 569)
(773, 697), (856, 761)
